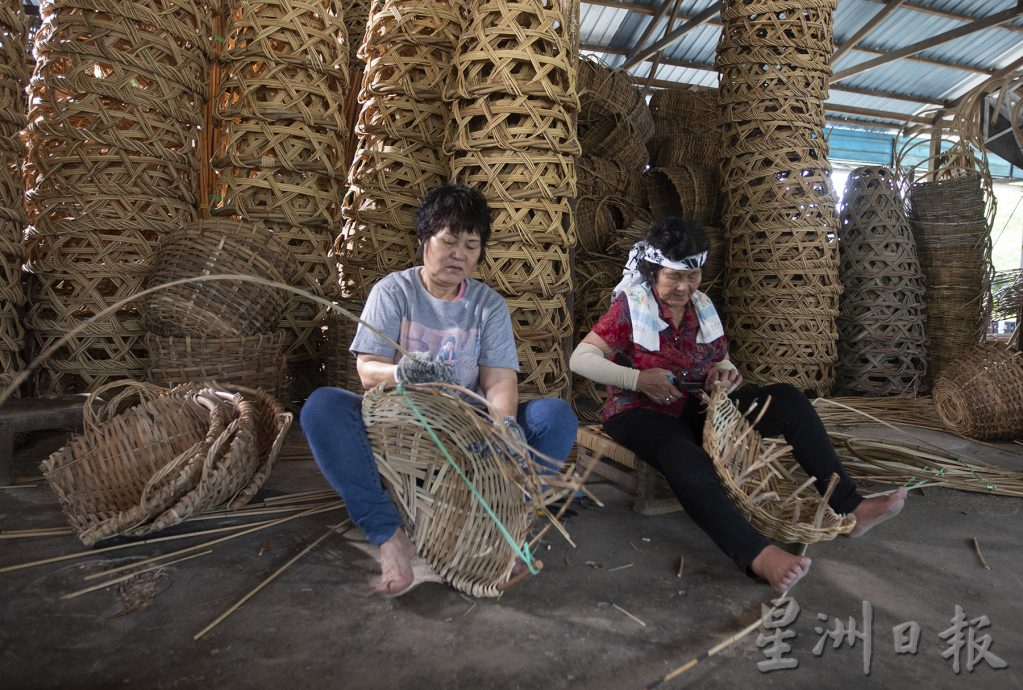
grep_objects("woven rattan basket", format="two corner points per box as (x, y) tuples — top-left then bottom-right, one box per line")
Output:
(42, 382), (292, 546)
(362, 383), (542, 597)
(144, 331), (288, 396)
(932, 343), (1023, 440)
(702, 386), (856, 543)
(142, 220), (294, 337)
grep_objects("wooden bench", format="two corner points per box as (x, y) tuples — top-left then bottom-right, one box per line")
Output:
(575, 424), (682, 515)
(0, 394), (95, 485)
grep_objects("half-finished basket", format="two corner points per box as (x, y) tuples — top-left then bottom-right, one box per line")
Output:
(42, 382), (292, 546)
(702, 386), (856, 543)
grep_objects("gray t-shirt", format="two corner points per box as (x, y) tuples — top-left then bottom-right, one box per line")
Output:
(350, 267), (519, 395)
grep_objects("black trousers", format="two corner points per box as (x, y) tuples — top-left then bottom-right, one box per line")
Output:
(604, 383), (862, 574)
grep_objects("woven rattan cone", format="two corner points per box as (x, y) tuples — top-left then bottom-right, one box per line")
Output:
(216, 58), (347, 132)
(42, 382), (292, 546)
(702, 385), (855, 544)
(932, 343), (1023, 440)
(355, 95), (446, 145)
(516, 337), (568, 400)
(475, 242), (572, 299)
(222, 0), (348, 79)
(488, 197), (574, 245)
(142, 220), (294, 337)
(360, 0), (462, 53)
(646, 165), (719, 225)
(144, 331), (288, 396)
(452, 0), (577, 109)
(446, 94), (580, 154)
(451, 150), (576, 202)
(362, 383), (539, 597)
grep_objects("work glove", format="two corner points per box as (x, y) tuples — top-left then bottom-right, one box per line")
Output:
(394, 351), (458, 386)
(500, 415), (528, 448)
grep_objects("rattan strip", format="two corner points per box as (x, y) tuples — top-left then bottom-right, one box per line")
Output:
(703, 385), (855, 543)
(932, 343), (1023, 440)
(145, 332), (288, 396)
(142, 220), (294, 337)
(42, 382), (292, 545)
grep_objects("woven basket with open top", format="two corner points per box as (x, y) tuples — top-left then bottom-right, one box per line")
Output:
(932, 343), (1023, 440)
(42, 382), (292, 546)
(702, 386), (856, 543)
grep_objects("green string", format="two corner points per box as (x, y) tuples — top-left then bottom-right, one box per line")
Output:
(396, 385), (539, 576)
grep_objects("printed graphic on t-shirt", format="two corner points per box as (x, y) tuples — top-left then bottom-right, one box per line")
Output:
(398, 319), (480, 385)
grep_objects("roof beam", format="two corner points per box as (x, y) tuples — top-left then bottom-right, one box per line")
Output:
(832, 5), (1023, 83)
(626, 0), (676, 65)
(833, 0), (906, 63)
(621, 2), (722, 69)
(582, 43), (949, 106)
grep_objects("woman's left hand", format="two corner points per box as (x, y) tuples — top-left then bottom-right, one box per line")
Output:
(705, 365), (742, 394)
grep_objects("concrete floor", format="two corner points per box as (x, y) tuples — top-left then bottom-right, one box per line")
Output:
(1, 425), (1021, 690)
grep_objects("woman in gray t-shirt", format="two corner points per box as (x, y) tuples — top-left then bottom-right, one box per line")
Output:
(301, 184), (578, 596)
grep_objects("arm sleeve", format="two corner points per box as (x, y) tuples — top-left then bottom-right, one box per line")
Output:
(569, 342), (640, 390)
(349, 278), (405, 358)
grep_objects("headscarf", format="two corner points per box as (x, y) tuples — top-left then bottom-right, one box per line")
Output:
(611, 240), (723, 350)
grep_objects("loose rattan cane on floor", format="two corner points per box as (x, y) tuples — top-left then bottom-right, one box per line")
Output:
(932, 343), (1023, 440)
(361, 383), (545, 597)
(142, 220), (294, 338)
(702, 386), (856, 543)
(42, 382), (293, 546)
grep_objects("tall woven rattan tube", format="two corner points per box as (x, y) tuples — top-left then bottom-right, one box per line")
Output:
(210, 0), (350, 400)
(716, 0), (840, 396)
(23, 0), (212, 393)
(447, 0), (581, 402)
(908, 171), (993, 386)
(0, 0), (28, 395)
(836, 166), (928, 395)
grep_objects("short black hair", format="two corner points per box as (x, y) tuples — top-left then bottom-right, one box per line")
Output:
(413, 184), (492, 259)
(637, 217), (708, 285)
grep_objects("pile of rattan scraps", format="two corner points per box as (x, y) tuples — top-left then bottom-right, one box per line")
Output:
(40, 381), (292, 547)
(362, 381), (597, 598)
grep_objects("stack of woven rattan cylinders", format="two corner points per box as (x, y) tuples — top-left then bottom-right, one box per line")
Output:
(448, 0), (579, 401)
(0, 1), (28, 395)
(22, 0), (211, 393)
(908, 172), (993, 386)
(572, 59), (652, 421)
(212, 0), (349, 401)
(715, 0), (841, 396)
(646, 85), (726, 306)
(837, 166), (928, 395)
(932, 343), (1023, 440)
(331, 0), (462, 387)
(140, 220), (293, 396)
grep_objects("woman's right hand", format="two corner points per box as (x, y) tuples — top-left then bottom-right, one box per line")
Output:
(636, 367), (681, 406)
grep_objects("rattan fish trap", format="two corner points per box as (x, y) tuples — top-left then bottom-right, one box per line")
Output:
(446, 94), (580, 155)
(452, 0), (577, 109)
(334, 216), (419, 298)
(360, 0), (462, 54)
(646, 165), (719, 225)
(451, 150), (576, 202)
(361, 383), (542, 597)
(702, 385), (856, 543)
(42, 382), (292, 546)
(142, 220), (294, 338)
(212, 119), (347, 179)
(213, 166), (342, 226)
(837, 166), (927, 395)
(144, 331), (288, 396)
(932, 343), (1023, 440)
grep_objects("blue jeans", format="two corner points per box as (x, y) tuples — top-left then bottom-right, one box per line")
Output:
(300, 387), (578, 545)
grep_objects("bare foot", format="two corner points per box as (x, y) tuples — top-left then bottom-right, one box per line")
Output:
(376, 528), (416, 595)
(751, 545), (812, 592)
(848, 487), (908, 538)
